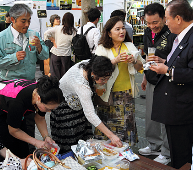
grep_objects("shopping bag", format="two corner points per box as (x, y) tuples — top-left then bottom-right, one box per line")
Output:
(0, 149), (22, 170)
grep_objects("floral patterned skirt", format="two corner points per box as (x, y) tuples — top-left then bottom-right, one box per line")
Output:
(94, 90), (138, 146)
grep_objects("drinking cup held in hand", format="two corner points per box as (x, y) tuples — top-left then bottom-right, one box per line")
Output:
(148, 47), (156, 56)
(28, 31), (36, 45)
(95, 84), (106, 96)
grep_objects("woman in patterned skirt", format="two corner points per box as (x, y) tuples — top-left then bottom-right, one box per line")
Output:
(94, 16), (145, 146)
(50, 55), (123, 153)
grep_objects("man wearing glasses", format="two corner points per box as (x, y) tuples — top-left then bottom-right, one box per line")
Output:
(139, 3), (176, 165)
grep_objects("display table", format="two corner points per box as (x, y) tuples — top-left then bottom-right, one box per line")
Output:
(129, 155), (191, 170)
(71, 145), (191, 170)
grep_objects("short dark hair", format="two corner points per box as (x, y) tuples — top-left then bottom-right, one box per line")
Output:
(50, 14), (60, 27)
(36, 76), (63, 104)
(5, 12), (10, 18)
(87, 8), (101, 22)
(99, 16), (132, 49)
(166, 0), (193, 22)
(144, 3), (165, 19)
(110, 10), (125, 21)
(79, 55), (115, 92)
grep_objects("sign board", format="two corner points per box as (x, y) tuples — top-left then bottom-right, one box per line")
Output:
(130, 8), (137, 15)
(0, 6), (10, 22)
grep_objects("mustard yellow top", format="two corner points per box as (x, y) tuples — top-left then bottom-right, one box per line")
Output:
(112, 43), (131, 92)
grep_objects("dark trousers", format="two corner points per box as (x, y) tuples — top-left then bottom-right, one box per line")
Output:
(165, 123), (193, 169)
(0, 113), (29, 158)
(50, 53), (71, 80)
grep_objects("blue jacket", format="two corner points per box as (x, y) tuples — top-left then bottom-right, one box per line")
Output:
(0, 26), (49, 80)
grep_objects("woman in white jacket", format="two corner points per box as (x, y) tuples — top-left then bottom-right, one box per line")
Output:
(94, 16), (145, 146)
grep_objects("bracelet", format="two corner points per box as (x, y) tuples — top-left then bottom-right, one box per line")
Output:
(43, 134), (51, 141)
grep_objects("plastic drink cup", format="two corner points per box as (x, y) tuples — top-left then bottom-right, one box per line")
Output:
(95, 84), (106, 96)
(120, 160), (130, 170)
(148, 47), (156, 56)
(28, 31), (36, 45)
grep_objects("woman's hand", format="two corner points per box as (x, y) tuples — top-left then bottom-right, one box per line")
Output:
(126, 54), (135, 64)
(109, 134), (123, 147)
(34, 140), (47, 149)
(112, 52), (127, 64)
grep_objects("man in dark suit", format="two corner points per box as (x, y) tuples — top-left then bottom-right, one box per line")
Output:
(150, 0), (193, 169)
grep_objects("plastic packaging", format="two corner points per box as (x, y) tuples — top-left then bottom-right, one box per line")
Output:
(83, 161), (103, 169)
(122, 149), (139, 161)
(103, 140), (129, 153)
(101, 146), (119, 160)
(49, 143), (60, 155)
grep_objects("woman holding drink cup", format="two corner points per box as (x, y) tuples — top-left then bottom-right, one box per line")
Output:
(94, 16), (145, 145)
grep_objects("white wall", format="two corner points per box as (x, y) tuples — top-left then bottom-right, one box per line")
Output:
(103, 0), (124, 26)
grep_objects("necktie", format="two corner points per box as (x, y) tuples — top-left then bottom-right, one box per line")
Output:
(18, 33), (23, 46)
(167, 37), (178, 62)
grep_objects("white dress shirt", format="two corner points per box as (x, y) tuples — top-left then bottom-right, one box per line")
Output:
(77, 22), (100, 53)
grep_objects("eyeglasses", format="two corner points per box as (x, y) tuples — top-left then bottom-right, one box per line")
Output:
(93, 76), (112, 82)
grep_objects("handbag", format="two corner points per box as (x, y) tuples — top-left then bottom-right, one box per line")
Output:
(26, 148), (86, 170)
(0, 149), (22, 170)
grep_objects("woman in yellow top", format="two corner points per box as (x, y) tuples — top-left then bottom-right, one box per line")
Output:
(94, 16), (145, 145)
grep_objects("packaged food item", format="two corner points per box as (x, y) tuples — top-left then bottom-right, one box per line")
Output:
(101, 146), (119, 160)
(103, 140), (129, 153)
(122, 149), (139, 162)
(76, 140), (103, 162)
(84, 161), (103, 170)
(99, 166), (119, 170)
(49, 143), (60, 155)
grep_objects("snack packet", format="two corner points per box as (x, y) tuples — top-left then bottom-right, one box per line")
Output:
(122, 149), (139, 161)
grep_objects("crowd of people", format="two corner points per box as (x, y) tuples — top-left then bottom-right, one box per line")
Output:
(0, 0), (193, 169)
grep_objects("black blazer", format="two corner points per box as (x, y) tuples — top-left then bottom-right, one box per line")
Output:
(151, 26), (193, 125)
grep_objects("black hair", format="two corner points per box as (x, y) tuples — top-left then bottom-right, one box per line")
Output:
(110, 10), (125, 21)
(79, 55), (115, 92)
(166, 0), (193, 22)
(36, 76), (63, 104)
(5, 12), (10, 18)
(144, 3), (165, 19)
(99, 16), (132, 48)
(87, 8), (101, 22)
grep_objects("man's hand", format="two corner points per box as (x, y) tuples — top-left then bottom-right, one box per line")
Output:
(147, 55), (166, 63)
(149, 63), (168, 74)
(141, 79), (147, 91)
(32, 36), (42, 53)
(141, 74), (147, 91)
(16, 51), (26, 61)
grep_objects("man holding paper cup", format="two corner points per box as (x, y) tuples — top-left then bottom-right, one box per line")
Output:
(138, 3), (176, 165)
(0, 3), (49, 81)
(0, 3), (49, 154)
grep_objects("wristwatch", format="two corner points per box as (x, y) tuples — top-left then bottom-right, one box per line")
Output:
(165, 67), (171, 76)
